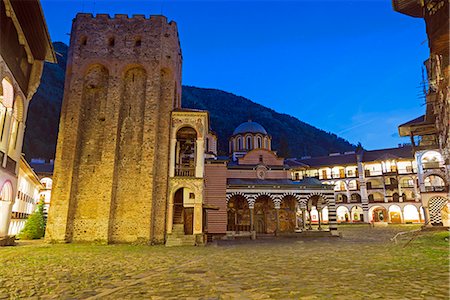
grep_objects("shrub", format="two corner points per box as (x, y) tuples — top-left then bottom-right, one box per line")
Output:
(18, 200), (46, 240)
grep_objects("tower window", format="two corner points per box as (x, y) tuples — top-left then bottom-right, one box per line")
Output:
(80, 36), (87, 46)
(135, 37), (141, 47)
(108, 37), (115, 47)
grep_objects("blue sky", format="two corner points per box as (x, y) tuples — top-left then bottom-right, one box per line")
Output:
(41, 0), (429, 150)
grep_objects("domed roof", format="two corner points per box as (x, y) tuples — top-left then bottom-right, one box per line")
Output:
(233, 120), (267, 135)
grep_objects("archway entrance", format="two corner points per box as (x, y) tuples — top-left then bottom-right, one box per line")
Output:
(279, 196), (296, 233)
(350, 205), (363, 222)
(227, 195), (250, 231)
(175, 127), (197, 177)
(254, 196), (275, 234)
(371, 206), (388, 222)
(389, 205), (402, 223)
(172, 188), (193, 235)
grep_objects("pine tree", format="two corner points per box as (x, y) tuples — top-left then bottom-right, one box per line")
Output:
(18, 200), (46, 240)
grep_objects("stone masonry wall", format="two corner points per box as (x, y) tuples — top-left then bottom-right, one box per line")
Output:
(45, 13), (182, 244)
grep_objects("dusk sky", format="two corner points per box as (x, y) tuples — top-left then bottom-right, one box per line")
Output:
(41, 0), (429, 150)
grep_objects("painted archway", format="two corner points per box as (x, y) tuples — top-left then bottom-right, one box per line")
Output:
(227, 194), (251, 231)
(388, 204), (402, 223)
(369, 206), (388, 222)
(336, 206), (350, 222)
(350, 205), (363, 222)
(254, 195), (276, 234)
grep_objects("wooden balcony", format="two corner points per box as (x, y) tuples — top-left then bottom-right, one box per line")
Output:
(423, 186), (448, 193)
(175, 165), (195, 177)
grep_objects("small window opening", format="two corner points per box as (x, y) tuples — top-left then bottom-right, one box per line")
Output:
(189, 193), (195, 199)
(135, 37), (141, 47)
(259, 155), (263, 163)
(108, 37), (115, 47)
(80, 36), (87, 46)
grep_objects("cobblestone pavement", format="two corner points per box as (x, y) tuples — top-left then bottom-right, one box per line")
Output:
(0, 225), (448, 299)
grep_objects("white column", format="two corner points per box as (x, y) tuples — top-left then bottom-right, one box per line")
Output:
(413, 176), (420, 202)
(0, 201), (12, 237)
(2, 109), (12, 167)
(195, 138), (204, 178)
(169, 138), (176, 177)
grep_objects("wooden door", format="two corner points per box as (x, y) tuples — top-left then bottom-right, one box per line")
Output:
(184, 208), (194, 235)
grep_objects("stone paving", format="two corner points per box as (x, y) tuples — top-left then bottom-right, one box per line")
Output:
(0, 225), (448, 299)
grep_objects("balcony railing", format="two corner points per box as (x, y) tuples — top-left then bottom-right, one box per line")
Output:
(175, 165), (195, 177)
(385, 184), (398, 191)
(424, 186), (448, 193)
(422, 162), (440, 169)
(365, 170), (382, 177)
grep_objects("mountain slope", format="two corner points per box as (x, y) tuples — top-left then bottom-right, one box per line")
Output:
(182, 86), (354, 157)
(23, 42), (354, 160)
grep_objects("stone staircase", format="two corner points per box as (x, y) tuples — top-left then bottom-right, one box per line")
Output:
(165, 224), (196, 247)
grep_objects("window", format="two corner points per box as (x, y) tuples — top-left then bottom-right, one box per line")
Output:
(189, 193), (195, 199)
(205, 138), (209, 152)
(259, 155), (263, 163)
(295, 173), (300, 181)
(80, 36), (87, 46)
(247, 136), (252, 150)
(238, 138), (242, 150)
(108, 37), (115, 47)
(135, 37), (141, 47)
(257, 137), (262, 148)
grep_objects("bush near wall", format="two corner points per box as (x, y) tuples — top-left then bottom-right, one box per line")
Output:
(18, 201), (46, 240)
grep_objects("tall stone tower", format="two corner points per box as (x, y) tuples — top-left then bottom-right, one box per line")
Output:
(46, 13), (182, 244)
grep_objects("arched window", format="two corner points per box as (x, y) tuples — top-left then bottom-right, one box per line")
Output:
(257, 136), (262, 148)
(247, 136), (252, 150)
(238, 137), (242, 150)
(205, 137), (209, 153)
(392, 193), (400, 202)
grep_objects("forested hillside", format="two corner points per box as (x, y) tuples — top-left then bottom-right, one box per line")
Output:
(23, 42), (354, 160)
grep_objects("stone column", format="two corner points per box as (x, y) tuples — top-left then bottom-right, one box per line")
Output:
(413, 176), (420, 202)
(301, 207), (306, 230)
(0, 200), (12, 237)
(195, 138), (204, 178)
(274, 202), (280, 236)
(169, 138), (177, 177)
(317, 208), (322, 230)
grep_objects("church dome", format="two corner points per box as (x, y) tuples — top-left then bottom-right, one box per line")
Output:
(233, 121), (267, 136)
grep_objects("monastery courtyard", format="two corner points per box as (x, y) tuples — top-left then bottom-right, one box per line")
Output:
(0, 225), (448, 299)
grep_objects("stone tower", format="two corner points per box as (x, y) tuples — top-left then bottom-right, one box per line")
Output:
(46, 13), (182, 244)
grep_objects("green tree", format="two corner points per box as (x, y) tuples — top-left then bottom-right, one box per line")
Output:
(18, 200), (46, 240)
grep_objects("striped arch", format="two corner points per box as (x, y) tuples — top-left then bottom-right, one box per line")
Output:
(305, 192), (329, 207)
(255, 192), (274, 200)
(226, 192), (247, 203)
(429, 196), (449, 225)
(281, 192), (301, 202)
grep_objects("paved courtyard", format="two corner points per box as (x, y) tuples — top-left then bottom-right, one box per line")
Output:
(0, 225), (448, 299)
